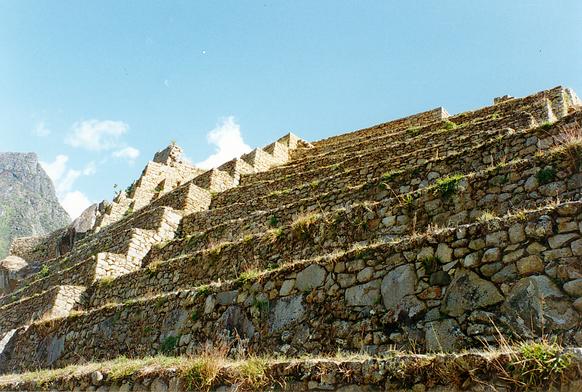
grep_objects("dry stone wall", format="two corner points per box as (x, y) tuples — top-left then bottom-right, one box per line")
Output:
(2, 200), (581, 373)
(181, 111), (581, 237)
(0, 86), (581, 387)
(144, 148), (582, 271)
(3, 351), (582, 392)
(0, 285), (83, 337)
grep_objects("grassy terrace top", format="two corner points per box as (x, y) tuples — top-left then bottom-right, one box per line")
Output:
(1, 343), (580, 392)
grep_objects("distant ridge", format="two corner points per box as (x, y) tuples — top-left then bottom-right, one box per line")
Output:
(0, 152), (70, 258)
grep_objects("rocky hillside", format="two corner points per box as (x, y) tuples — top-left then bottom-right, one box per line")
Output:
(0, 153), (70, 258)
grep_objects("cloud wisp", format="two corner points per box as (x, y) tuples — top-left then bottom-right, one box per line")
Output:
(66, 119), (129, 151)
(40, 155), (95, 219)
(33, 121), (51, 137)
(196, 116), (251, 169)
(113, 146), (140, 164)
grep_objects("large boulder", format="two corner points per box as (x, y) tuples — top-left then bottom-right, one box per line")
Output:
(381, 264), (426, 323)
(0, 256), (28, 294)
(441, 269), (504, 317)
(502, 275), (578, 335)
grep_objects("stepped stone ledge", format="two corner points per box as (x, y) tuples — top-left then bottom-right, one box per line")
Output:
(0, 85), (581, 390)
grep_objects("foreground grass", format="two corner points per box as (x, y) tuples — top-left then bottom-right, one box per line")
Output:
(0, 342), (579, 391)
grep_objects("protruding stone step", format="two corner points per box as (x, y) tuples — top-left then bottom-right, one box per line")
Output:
(0, 285), (84, 336)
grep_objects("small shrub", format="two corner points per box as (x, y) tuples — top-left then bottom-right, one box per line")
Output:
(146, 260), (162, 276)
(160, 335), (179, 354)
(123, 206), (134, 217)
(381, 169), (403, 182)
(477, 211), (497, 223)
(125, 182), (136, 197)
(291, 212), (319, 239)
(309, 180), (320, 189)
(434, 174), (464, 198)
(38, 264), (50, 278)
(552, 127), (582, 169)
(252, 298), (270, 314)
(268, 189), (291, 197)
(266, 227), (284, 243)
(400, 193), (415, 208)
(421, 255), (440, 273)
(184, 356), (221, 391)
(190, 310), (199, 322)
(208, 243), (226, 260)
(508, 340), (572, 389)
(540, 121), (554, 131)
(407, 126), (421, 136)
(267, 262), (279, 270)
(268, 215), (279, 227)
(234, 356), (269, 389)
(536, 167), (556, 185)
(98, 276), (115, 287)
(237, 269), (262, 285)
(197, 285), (211, 296)
(443, 120), (457, 131)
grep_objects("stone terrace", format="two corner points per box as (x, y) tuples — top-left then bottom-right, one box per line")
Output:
(0, 86), (581, 390)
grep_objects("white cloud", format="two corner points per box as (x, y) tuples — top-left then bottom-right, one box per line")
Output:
(60, 191), (92, 221)
(83, 161), (97, 176)
(41, 154), (69, 181)
(65, 119), (129, 151)
(33, 121), (51, 137)
(40, 155), (94, 219)
(112, 146), (140, 163)
(196, 116), (252, 169)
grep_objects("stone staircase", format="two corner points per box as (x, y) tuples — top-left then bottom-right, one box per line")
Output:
(0, 86), (581, 390)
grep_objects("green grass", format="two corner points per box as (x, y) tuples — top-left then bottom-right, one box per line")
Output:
(406, 126), (422, 136)
(442, 120), (457, 131)
(266, 227), (284, 243)
(290, 212), (319, 239)
(536, 167), (556, 185)
(268, 215), (279, 227)
(381, 169), (404, 182)
(433, 174), (464, 198)
(509, 340), (572, 389)
(476, 210), (497, 223)
(540, 121), (554, 131)
(38, 264), (50, 278)
(237, 269), (262, 285)
(160, 335), (179, 355)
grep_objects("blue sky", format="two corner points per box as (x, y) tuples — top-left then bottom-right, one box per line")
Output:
(1, 1), (581, 219)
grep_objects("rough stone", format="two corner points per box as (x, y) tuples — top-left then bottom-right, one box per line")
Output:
(508, 223), (526, 243)
(345, 280), (381, 306)
(436, 243), (453, 264)
(381, 265), (425, 322)
(516, 255), (544, 275)
(425, 319), (467, 352)
(563, 279), (582, 297)
(442, 269), (504, 317)
(269, 295), (304, 332)
(503, 275), (578, 332)
(296, 264), (326, 291)
(548, 233), (579, 249)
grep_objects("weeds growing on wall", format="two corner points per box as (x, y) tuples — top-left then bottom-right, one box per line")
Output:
(536, 167), (556, 185)
(433, 174), (464, 198)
